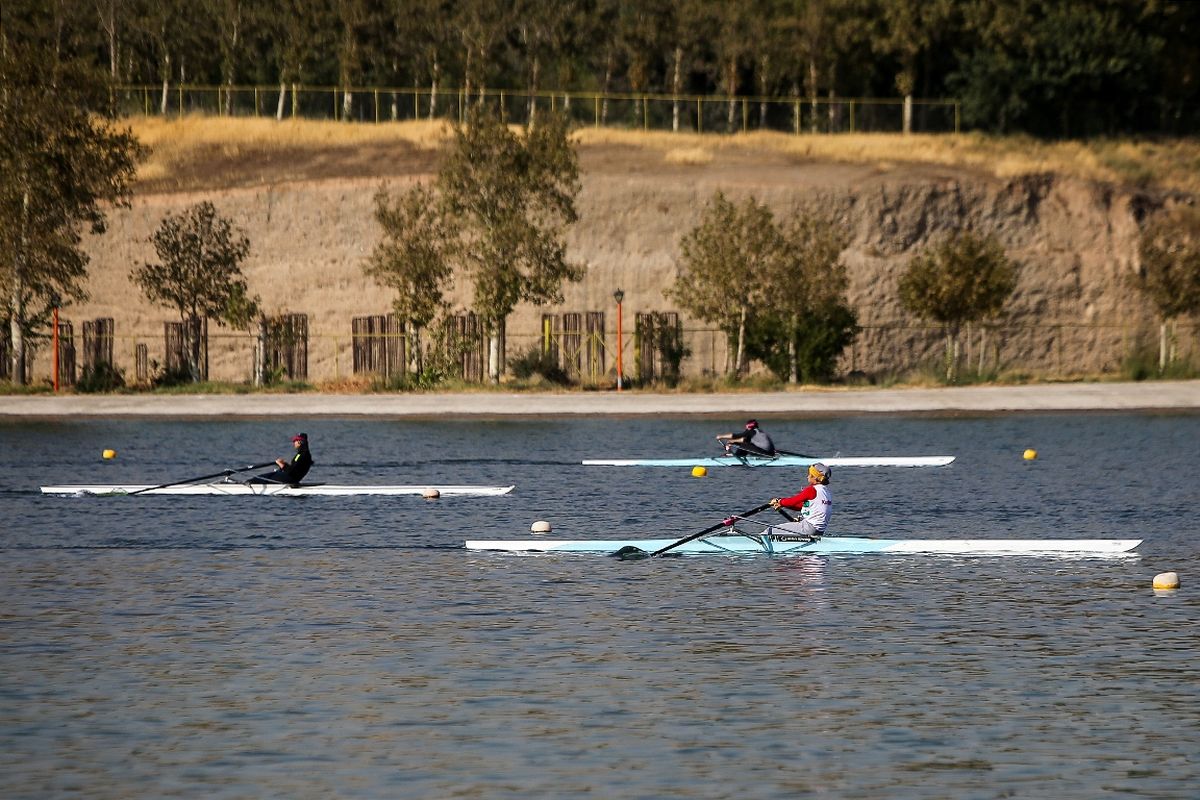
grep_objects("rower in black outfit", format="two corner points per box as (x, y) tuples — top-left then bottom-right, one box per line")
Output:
(250, 433), (313, 485)
(716, 419), (777, 458)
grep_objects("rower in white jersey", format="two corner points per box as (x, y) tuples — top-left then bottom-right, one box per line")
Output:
(770, 462), (832, 538)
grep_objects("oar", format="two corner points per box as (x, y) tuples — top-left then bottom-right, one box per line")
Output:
(126, 462), (277, 496)
(650, 502), (774, 557)
(774, 448), (819, 459)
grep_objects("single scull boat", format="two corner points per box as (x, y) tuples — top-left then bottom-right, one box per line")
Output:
(466, 521), (1140, 556)
(42, 483), (515, 497)
(582, 455), (955, 468)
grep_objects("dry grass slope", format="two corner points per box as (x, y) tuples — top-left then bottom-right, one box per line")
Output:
(127, 116), (1200, 195)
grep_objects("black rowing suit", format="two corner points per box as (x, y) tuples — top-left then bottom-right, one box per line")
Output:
(729, 428), (777, 458)
(251, 445), (313, 485)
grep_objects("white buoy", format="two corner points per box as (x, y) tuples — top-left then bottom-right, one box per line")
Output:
(1153, 571), (1180, 590)
(530, 520), (552, 534)
(1023, 449), (1038, 461)
(422, 488), (440, 499)
(102, 449), (117, 460)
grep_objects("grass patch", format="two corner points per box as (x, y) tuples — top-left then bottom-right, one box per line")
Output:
(124, 116), (1200, 194)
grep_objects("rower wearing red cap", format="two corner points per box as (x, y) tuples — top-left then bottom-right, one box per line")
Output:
(250, 433), (314, 485)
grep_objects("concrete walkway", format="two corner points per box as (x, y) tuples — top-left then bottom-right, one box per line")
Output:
(2, 381), (1199, 418)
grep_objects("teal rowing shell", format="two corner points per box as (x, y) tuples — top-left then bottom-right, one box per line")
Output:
(581, 455), (955, 468)
(465, 536), (1141, 555)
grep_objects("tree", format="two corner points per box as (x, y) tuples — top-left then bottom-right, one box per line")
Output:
(898, 231), (1017, 381)
(0, 16), (142, 384)
(364, 183), (453, 377)
(761, 209), (855, 383)
(131, 201), (260, 382)
(1133, 206), (1200, 372)
(438, 108), (583, 382)
(671, 192), (783, 378)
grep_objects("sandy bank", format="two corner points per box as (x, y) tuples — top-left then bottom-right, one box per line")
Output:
(2, 381), (1198, 419)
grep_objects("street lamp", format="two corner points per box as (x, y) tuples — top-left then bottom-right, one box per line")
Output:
(613, 289), (624, 391)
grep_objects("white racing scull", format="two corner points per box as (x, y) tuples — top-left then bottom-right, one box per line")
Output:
(42, 483), (515, 497)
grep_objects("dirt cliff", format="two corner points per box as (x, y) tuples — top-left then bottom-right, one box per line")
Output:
(72, 138), (1187, 384)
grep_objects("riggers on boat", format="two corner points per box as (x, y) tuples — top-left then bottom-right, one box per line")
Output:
(582, 455), (955, 468)
(465, 521), (1141, 556)
(42, 483), (516, 497)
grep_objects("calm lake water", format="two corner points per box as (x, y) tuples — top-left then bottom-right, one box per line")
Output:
(2, 413), (1197, 799)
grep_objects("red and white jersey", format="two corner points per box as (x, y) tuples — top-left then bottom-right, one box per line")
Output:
(778, 484), (833, 532)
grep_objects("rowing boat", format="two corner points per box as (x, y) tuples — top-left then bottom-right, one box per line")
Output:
(465, 536), (1140, 555)
(42, 483), (515, 497)
(465, 528), (1141, 556)
(581, 455), (955, 468)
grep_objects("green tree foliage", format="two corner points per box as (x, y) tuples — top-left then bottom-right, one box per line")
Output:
(0, 9), (143, 384)
(898, 231), (1017, 381)
(671, 192), (783, 378)
(758, 209), (856, 383)
(951, 0), (1165, 137)
(364, 183), (453, 376)
(1133, 206), (1200, 372)
(131, 202), (260, 382)
(9, 0), (1200, 137)
(437, 108), (582, 382)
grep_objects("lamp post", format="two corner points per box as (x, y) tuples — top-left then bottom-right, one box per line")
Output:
(613, 289), (624, 391)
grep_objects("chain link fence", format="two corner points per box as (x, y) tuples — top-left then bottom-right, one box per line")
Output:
(115, 84), (960, 135)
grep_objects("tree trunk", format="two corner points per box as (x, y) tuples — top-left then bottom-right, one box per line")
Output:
(903, 94), (913, 134)
(528, 56), (539, 126)
(758, 54), (769, 128)
(601, 51), (612, 124)
(342, 89), (353, 120)
(725, 61), (737, 132)
(8, 291), (24, 385)
(9, 189), (31, 384)
(734, 306), (747, 378)
(276, 81), (287, 120)
(488, 322), (502, 384)
(429, 56), (439, 119)
(672, 46), (682, 132)
(809, 56), (818, 133)
(160, 52), (170, 115)
(788, 320), (798, 384)
(186, 315), (202, 383)
(1159, 320), (1168, 372)
(945, 328), (958, 382)
(254, 317), (267, 385)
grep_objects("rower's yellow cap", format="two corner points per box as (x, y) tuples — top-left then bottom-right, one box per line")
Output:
(808, 463), (830, 483)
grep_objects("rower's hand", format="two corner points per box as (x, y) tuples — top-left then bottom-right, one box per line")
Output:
(769, 498), (781, 509)
(276, 458), (286, 468)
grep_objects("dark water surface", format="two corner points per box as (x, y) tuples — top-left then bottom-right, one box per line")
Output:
(2, 414), (1197, 799)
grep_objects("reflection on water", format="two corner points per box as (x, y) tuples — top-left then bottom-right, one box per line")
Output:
(1, 414), (1198, 798)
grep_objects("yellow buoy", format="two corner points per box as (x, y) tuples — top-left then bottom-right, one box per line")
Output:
(530, 520), (552, 534)
(102, 449), (117, 460)
(421, 488), (441, 499)
(691, 465), (707, 478)
(1153, 571), (1180, 590)
(1023, 449), (1038, 461)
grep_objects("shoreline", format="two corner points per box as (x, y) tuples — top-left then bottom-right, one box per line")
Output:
(2, 381), (1199, 418)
